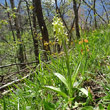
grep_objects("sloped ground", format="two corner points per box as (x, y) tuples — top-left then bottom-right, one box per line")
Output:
(0, 26), (110, 110)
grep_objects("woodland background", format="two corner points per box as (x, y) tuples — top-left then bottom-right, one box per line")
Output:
(0, 0), (110, 109)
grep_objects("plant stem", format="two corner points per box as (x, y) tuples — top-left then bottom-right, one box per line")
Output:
(63, 39), (72, 97)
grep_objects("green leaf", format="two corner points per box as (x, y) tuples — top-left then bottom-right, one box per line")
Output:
(88, 91), (93, 102)
(99, 104), (105, 110)
(80, 106), (93, 110)
(26, 106), (31, 110)
(3, 97), (6, 110)
(54, 73), (69, 90)
(72, 62), (81, 85)
(45, 86), (68, 98)
(107, 104), (110, 110)
(79, 88), (88, 96)
(44, 101), (55, 110)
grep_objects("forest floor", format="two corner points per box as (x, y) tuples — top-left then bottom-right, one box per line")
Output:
(0, 26), (110, 110)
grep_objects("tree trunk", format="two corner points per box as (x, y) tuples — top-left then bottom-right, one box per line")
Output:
(93, 0), (97, 28)
(32, 0), (39, 63)
(10, 0), (25, 69)
(5, 0), (15, 41)
(73, 0), (80, 39)
(34, 0), (50, 60)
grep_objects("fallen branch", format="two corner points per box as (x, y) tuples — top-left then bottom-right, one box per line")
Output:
(0, 61), (38, 69)
(4, 67), (29, 80)
(2, 88), (13, 95)
(0, 73), (32, 91)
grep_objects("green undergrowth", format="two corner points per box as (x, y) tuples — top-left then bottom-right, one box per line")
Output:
(0, 25), (110, 110)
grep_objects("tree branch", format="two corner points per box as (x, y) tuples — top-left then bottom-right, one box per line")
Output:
(82, 0), (107, 23)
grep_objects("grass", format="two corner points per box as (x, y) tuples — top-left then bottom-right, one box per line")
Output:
(0, 23), (110, 109)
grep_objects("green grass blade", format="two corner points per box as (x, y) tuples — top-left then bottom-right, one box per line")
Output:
(18, 98), (19, 110)
(72, 62), (81, 86)
(80, 106), (93, 110)
(3, 97), (6, 110)
(45, 86), (68, 98)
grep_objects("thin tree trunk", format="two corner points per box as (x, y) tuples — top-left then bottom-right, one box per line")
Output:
(32, 0), (39, 63)
(73, 0), (80, 39)
(5, 0), (15, 41)
(10, 0), (25, 69)
(85, 9), (92, 30)
(93, 0), (97, 28)
(34, 0), (50, 61)
(24, 0), (38, 62)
